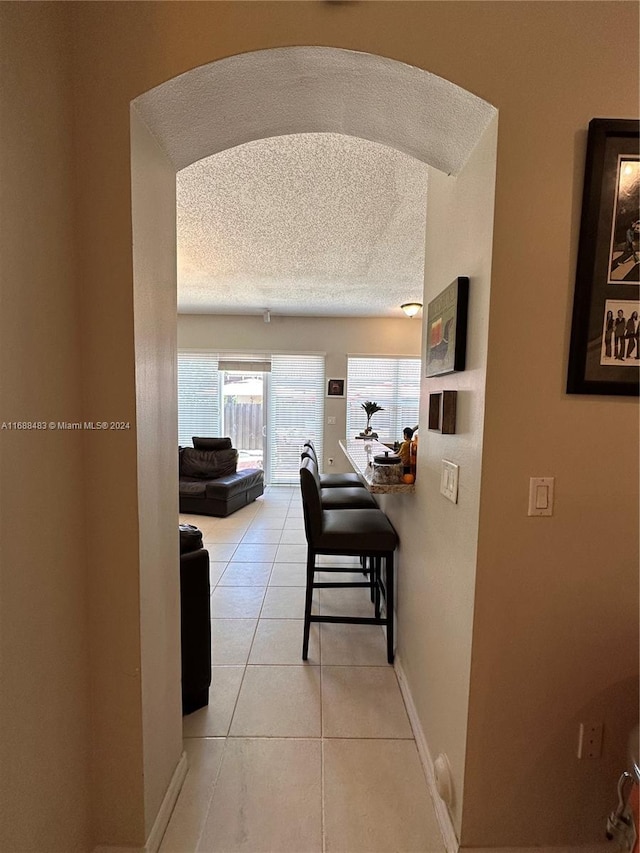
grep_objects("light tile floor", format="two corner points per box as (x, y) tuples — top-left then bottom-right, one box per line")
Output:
(161, 486), (444, 853)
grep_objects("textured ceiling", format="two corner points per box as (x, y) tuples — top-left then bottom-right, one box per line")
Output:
(177, 133), (428, 317)
(134, 46), (497, 318)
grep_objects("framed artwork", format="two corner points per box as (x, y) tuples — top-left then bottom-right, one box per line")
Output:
(567, 118), (640, 395)
(425, 277), (469, 378)
(326, 378), (345, 397)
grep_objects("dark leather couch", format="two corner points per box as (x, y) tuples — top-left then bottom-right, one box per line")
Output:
(179, 524), (211, 715)
(179, 437), (264, 517)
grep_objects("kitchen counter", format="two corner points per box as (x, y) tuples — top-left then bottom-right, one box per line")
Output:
(338, 438), (415, 494)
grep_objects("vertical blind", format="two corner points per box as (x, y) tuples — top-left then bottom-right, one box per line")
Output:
(346, 357), (421, 440)
(268, 354), (325, 484)
(177, 352), (221, 446)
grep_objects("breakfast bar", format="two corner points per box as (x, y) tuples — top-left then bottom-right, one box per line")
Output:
(338, 438), (416, 494)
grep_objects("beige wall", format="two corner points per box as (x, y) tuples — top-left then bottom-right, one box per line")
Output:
(73, 33), (147, 853)
(0, 5), (90, 851)
(178, 314), (422, 475)
(462, 6), (640, 842)
(378, 119), (499, 835)
(453, 4), (638, 846)
(131, 111), (183, 839)
(1, 2), (637, 850)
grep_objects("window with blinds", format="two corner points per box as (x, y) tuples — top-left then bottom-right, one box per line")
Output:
(268, 354), (325, 484)
(346, 357), (421, 440)
(177, 352), (221, 446)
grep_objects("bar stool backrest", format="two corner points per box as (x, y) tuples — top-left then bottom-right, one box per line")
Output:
(299, 456), (323, 543)
(300, 449), (315, 466)
(303, 440), (317, 462)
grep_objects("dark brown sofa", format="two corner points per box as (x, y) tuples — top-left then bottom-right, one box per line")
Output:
(179, 524), (211, 714)
(179, 437), (264, 517)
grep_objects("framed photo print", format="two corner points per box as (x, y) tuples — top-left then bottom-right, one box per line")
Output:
(567, 118), (640, 395)
(425, 277), (469, 378)
(326, 378), (345, 398)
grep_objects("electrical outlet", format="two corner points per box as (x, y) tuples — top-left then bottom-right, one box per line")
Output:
(577, 722), (603, 759)
(328, 457), (334, 466)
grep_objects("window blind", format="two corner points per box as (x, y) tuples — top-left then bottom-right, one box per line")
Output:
(346, 357), (421, 440)
(269, 354), (325, 484)
(177, 352), (221, 446)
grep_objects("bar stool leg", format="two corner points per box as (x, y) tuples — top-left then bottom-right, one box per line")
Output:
(385, 552), (395, 664)
(368, 557), (376, 603)
(302, 547), (316, 660)
(374, 556), (382, 618)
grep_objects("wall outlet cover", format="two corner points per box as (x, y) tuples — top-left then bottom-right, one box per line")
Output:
(577, 722), (603, 759)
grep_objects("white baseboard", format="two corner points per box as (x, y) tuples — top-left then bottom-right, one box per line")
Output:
(146, 751), (189, 852)
(94, 750), (188, 853)
(94, 847), (144, 853)
(465, 847), (611, 853)
(394, 655), (459, 853)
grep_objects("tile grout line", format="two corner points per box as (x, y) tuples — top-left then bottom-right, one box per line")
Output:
(190, 735), (230, 853)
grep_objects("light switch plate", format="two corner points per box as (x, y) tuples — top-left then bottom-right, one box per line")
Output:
(327, 416), (336, 425)
(440, 460), (459, 503)
(528, 477), (554, 516)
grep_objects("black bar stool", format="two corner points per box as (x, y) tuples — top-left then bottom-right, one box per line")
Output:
(299, 457), (398, 664)
(302, 454), (378, 510)
(302, 453), (381, 602)
(303, 440), (365, 489)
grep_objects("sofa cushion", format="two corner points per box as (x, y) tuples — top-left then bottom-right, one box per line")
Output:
(180, 447), (238, 478)
(192, 437), (233, 451)
(179, 478), (207, 498)
(205, 469), (264, 499)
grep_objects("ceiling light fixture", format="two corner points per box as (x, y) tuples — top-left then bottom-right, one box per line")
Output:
(400, 302), (422, 318)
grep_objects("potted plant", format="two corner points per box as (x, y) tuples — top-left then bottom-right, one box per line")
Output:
(360, 401), (384, 436)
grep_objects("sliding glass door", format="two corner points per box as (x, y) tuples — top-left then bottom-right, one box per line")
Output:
(178, 351), (325, 485)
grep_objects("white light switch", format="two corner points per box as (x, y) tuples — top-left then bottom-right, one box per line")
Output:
(535, 486), (549, 509)
(528, 477), (554, 516)
(440, 460), (459, 504)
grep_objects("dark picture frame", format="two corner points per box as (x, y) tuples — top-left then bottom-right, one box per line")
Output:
(567, 118), (640, 396)
(326, 378), (345, 398)
(425, 277), (469, 378)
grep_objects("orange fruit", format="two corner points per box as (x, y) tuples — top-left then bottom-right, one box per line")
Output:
(402, 473), (415, 484)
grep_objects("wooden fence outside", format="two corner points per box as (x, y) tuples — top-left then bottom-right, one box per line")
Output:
(224, 400), (263, 451)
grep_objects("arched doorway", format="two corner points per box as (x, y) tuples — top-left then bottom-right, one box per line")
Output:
(130, 46), (497, 847)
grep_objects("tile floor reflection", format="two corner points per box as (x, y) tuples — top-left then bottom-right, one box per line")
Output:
(161, 486), (445, 853)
